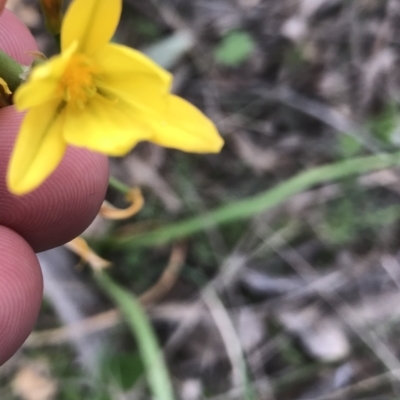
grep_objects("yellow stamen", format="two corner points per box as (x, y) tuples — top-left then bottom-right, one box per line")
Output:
(59, 54), (98, 107)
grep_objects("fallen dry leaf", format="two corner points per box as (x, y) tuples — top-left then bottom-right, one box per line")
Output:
(12, 361), (57, 400)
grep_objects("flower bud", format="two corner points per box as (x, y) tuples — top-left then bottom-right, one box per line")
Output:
(40, 0), (63, 35)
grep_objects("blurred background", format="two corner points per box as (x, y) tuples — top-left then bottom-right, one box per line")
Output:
(5, 0), (400, 399)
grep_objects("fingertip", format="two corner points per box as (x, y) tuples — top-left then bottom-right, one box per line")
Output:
(0, 9), (109, 252)
(0, 9), (38, 64)
(0, 226), (43, 365)
(0, 107), (109, 252)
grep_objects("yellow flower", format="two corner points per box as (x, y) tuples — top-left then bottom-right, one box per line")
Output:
(8, 0), (223, 195)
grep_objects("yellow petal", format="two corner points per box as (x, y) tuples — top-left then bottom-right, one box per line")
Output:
(7, 102), (66, 195)
(147, 95), (224, 153)
(94, 43), (172, 88)
(94, 43), (172, 115)
(65, 237), (111, 271)
(14, 75), (60, 110)
(63, 95), (152, 155)
(61, 0), (121, 55)
(100, 188), (144, 220)
(14, 44), (76, 110)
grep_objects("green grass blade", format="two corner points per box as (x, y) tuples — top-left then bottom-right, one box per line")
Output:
(116, 151), (400, 247)
(95, 273), (175, 400)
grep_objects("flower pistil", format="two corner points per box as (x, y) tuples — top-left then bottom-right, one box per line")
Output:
(59, 53), (98, 107)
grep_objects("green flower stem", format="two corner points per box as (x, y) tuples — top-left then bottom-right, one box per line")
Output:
(95, 272), (175, 400)
(0, 50), (24, 92)
(108, 176), (131, 195)
(114, 151), (400, 247)
(54, 34), (61, 52)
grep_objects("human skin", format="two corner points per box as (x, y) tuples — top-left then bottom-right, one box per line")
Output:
(0, 4), (109, 365)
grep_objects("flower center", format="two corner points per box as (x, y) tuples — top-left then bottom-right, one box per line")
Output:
(59, 54), (98, 108)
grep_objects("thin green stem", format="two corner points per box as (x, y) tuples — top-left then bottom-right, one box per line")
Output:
(108, 176), (131, 195)
(114, 151), (400, 247)
(95, 272), (175, 400)
(54, 34), (61, 52)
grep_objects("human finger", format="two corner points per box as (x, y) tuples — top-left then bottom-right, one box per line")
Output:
(0, 107), (109, 252)
(0, 9), (38, 64)
(0, 226), (43, 365)
(0, 10), (109, 252)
